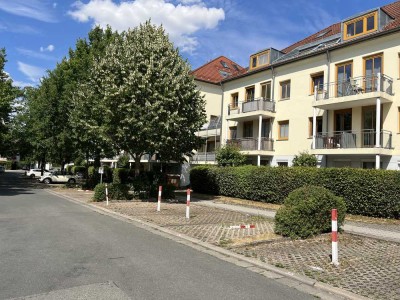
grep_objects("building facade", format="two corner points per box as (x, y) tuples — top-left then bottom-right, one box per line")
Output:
(192, 1), (400, 170)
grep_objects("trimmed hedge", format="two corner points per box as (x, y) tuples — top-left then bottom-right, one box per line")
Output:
(93, 183), (131, 201)
(275, 185), (346, 239)
(190, 166), (400, 219)
(113, 168), (130, 184)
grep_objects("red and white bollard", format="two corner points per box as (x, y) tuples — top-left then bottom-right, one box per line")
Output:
(157, 186), (162, 212)
(105, 183), (109, 206)
(331, 209), (339, 265)
(186, 189), (191, 219)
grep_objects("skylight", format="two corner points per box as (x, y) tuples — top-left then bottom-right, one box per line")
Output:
(220, 61), (229, 68)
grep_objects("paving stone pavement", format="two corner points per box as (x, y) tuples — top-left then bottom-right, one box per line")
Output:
(50, 188), (400, 300)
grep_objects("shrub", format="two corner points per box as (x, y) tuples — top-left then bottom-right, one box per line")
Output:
(274, 185), (346, 239)
(190, 166), (219, 194)
(117, 153), (130, 168)
(216, 144), (247, 166)
(92, 183), (131, 201)
(66, 165), (73, 174)
(72, 166), (86, 176)
(113, 168), (130, 184)
(292, 151), (317, 167)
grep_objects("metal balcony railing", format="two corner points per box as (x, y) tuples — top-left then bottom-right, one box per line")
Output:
(314, 130), (392, 149)
(315, 73), (393, 101)
(191, 152), (216, 162)
(199, 116), (222, 131)
(228, 97), (275, 115)
(227, 137), (274, 151)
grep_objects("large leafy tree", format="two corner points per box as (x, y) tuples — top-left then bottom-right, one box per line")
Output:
(0, 48), (20, 156)
(78, 21), (206, 174)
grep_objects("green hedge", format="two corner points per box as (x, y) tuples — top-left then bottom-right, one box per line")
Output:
(113, 168), (130, 184)
(190, 166), (400, 219)
(93, 183), (131, 201)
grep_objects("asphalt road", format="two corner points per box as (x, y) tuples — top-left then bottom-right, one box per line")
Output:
(0, 170), (313, 300)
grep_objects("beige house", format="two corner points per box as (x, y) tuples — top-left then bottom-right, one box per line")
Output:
(192, 1), (400, 170)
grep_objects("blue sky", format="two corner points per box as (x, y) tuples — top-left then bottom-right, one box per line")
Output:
(0, 0), (396, 87)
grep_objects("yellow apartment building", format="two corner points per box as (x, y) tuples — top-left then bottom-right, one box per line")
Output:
(192, 1), (400, 170)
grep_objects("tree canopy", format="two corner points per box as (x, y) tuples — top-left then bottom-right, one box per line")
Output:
(74, 21), (206, 174)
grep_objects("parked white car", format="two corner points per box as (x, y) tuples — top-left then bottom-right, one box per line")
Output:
(39, 171), (76, 184)
(26, 168), (50, 178)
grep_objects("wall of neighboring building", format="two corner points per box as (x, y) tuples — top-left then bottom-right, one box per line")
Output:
(195, 81), (223, 120)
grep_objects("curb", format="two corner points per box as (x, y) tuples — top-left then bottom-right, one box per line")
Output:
(46, 189), (369, 300)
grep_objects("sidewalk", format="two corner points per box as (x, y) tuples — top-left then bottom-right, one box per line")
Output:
(193, 200), (400, 243)
(48, 188), (400, 300)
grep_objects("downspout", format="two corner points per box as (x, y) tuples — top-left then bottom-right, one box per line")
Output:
(325, 49), (331, 134)
(219, 81), (225, 149)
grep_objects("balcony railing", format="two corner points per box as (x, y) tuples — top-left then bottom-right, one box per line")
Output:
(314, 130), (392, 149)
(199, 116), (222, 131)
(315, 74), (393, 101)
(191, 152), (216, 162)
(228, 97), (275, 115)
(227, 137), (274, 151)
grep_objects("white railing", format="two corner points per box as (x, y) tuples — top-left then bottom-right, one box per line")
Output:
(228, 97), (275, 115)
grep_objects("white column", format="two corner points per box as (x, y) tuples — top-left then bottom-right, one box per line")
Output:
(257, 115), (262, 167)
(312, 107), (317, 149)
(376, 154), (380, 170)
(376, 97), (381, 148)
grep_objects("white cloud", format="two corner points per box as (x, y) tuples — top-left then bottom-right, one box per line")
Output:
(53, 2), (57, 8)
(40, 45), (55, 52)
(17, 62), (45, 83)
(0, 0), (57, 22)
(17, 48), (55, 61)
(68, 0), (225, 53)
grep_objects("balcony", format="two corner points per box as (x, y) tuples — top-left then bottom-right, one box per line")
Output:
(311, 130), (392, 155)
(227, 98), (275, 121)
(313, 74), (394, 110)
(191, 152), (216, 163)
(227, 137), (274, 152)
(197, 116), (222, 137)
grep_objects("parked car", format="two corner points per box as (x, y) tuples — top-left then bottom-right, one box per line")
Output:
(26, 168), (50, 178)
(0, 165), (5, 173)
(39, 171), (76, 184)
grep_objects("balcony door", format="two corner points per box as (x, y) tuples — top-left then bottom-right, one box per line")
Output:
(364, 54), (382, 92)
(245, 86), (255, 102)
(336, 62), (352, 97)
(362, 106), (382, 147)
(335, 109), (352, 132)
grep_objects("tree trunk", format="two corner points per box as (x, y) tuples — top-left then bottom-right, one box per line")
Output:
(134, 155), (141, 177)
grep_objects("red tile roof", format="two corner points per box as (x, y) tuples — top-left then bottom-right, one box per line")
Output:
(191, 56), (245, 84)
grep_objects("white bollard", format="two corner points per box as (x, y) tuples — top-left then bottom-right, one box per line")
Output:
(157, 186), (162, 212)
(186, 189), (190, 219)
(105, 183), (109, 206)
(331, 209), (339, 265)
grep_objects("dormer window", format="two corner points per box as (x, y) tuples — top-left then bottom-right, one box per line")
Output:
(344, 11), (377, 40)
(249, 50), (270, 70)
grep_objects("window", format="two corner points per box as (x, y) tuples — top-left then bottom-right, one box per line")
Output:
(344, 12), (377, 40)
(309, 117), (323, 137)
(243, 121), (253, 138)
(277, 161), (288, 167)
(220, 60), (229, 68)
(364, 53), (382, 92)
(278, 120), (289, 140)
(229, 126), (237, 139)
(398, 107), (400, 133)
(231, 93), (239, 108)
(261, 82), (272, 100)
(245, 86), (255, 101)
(336, 61), (352, 97)
(334, 109), (352, 132)
(280, 80), (291, 99)
(311, 72), (324, 94)
(261, 119), (270, 137)
(249, 50), (270, 69)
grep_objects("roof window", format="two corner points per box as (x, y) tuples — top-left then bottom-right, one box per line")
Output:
(220, 61), (229, 68)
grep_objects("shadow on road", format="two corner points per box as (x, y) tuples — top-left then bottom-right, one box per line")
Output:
(0, 170), (49, 197)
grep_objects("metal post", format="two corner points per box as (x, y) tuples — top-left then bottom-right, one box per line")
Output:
(331, 209), (339, 266)
(186, 189), (190, 219)
(157, 185), (162, 212)
(376, 97), (381, 148)
(105, 183), (109, 206)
